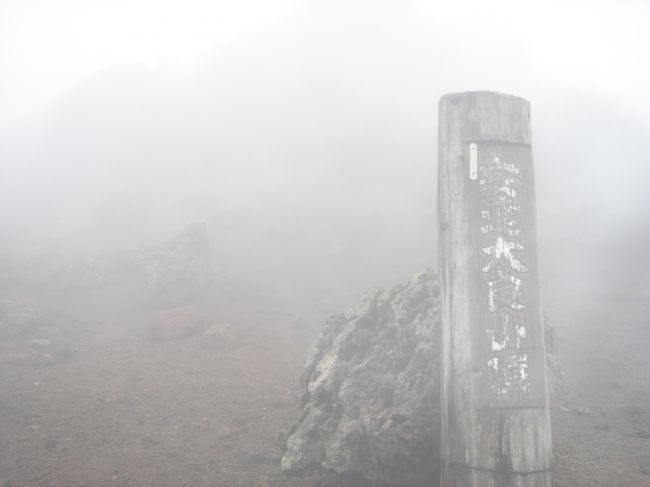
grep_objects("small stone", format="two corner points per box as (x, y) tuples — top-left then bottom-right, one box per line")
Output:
(3, 353), (35, 365)
(636, 429), (650, 440)
(28, 338), (51, 348)
(44, 438), (58, 450)
(248, 453), (279, 466)
(201, 324), (235, 347)
(146, 306), (205, 341)
(140, 436), (159, 447)
(255, 477), (271, 487)
(203, 324), (233, 337)
(217, 426), (240, 439)
(37, 326), (61, 338)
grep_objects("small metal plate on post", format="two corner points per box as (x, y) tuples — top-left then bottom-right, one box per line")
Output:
(469, 143), (478, 180)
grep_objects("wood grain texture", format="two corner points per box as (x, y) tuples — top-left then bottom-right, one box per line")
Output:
(438, 92), (552, 487)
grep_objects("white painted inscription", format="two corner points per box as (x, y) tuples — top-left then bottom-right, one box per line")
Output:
(479, 155), (530, 396)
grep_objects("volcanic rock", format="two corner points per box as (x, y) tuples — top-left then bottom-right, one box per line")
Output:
(282, 269), (440, 487)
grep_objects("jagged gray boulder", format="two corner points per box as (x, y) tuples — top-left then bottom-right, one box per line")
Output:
(281, 269), (559, 487)
(282, 269), (440, 487)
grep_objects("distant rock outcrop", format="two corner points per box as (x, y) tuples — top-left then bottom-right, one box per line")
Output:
(281, 269), (559, 487)
(3, 223), (211, 309)
(136, 222), (211, 307)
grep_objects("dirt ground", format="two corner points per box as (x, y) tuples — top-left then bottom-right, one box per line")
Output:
(0, 301), (316, 487)
(1, 289), (649, 487)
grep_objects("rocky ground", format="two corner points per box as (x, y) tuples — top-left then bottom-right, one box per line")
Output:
(0, 245), (649, 486)
(0, 296), (316, 487)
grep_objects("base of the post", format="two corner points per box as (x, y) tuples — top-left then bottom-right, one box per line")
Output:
(443, 463), (552, 487)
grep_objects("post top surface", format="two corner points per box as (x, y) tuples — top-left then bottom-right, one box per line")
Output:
(439, 90), (529, 107)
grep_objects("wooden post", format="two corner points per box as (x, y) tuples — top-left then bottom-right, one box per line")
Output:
(438, 91), (552, 487)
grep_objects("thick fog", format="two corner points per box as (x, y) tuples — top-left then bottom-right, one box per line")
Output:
(3, 0), (649, 291)
(1, 1), (649, 486)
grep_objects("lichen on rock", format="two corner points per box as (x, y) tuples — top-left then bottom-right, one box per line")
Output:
(282, 269), (441, 487)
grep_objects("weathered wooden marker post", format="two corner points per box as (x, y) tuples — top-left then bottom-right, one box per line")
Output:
(438, 91), (552, 487)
